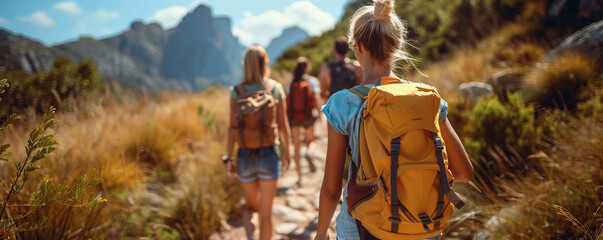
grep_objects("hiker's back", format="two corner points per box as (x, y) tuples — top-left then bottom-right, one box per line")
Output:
(230, 80), (278, 149)
(287, 77), (316, 124)
(346, 78), (465, 239)
(329, 61), (357, 96)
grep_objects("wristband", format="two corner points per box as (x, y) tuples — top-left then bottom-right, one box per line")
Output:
(222, 155), (234, 164)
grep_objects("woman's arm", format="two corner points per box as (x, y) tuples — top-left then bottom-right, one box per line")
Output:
(276, 98), (291, 170)
(315, 124), (348, 240)
(226, 98), (237, 179)
(439, 118), (474, 182)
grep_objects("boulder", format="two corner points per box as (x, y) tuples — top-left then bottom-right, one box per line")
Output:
(546, 20), (603, 62)
(487, 70), (523, 99)
(457, 81), (493, 103)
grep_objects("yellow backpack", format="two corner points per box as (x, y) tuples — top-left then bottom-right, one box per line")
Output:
(346, 77), (465, 239)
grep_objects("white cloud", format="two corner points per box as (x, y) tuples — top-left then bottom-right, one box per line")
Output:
(0, 17), (8, 25)
(94, 10), (119, 22)
(18, 11), (55, 26)
(234, 1), (334, 46)
(189, 0), (207, 9)
(150, 6), (188, 29)
(284, 1), (334, 35)
(53, 1), (82, 15)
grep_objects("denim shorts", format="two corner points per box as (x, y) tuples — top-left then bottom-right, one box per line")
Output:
(236, 145), (281, 182)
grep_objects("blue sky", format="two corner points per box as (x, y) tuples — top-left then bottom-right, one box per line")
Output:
(0, 0), (349, 46)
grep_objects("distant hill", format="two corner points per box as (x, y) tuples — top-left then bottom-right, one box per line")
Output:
(0, 4), (245, 91)
(266, 26), (309, 66)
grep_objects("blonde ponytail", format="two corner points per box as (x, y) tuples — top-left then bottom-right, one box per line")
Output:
(348, 0), (410, 70)
(373, 0), (394, 20)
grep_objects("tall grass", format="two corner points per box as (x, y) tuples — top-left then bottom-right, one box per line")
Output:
(494, 108), (603, 239)
(1, 85), (239, 238)
(525, 54), (602, 111)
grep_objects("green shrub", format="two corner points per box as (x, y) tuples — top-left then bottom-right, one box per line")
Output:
(0, 57), (103, 117)
(465, 93), (539, 159)
(462, 93), (540, 199)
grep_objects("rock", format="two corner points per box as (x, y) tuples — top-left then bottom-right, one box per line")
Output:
(286, 196), (314, 211)
(546, 20), (603, 63)
(548, 0), (569, 17)
(0, 4), (244, 92)
(160, 4), (243, 90)
(486, 70), (523, 99)
(275, 223), (302, 235)
(457, 82), (493, 103)
(273, 204), (309, 222)
(311, 191), (321, 210)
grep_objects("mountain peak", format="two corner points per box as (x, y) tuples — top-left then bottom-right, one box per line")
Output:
(282, 26), (309, 36)
(267, 26), (310, 65)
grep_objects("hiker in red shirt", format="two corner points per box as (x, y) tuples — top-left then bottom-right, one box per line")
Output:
(286, 57), (321, 187)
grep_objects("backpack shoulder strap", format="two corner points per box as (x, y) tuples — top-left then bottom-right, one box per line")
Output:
(348, 85), (370, 99)
(234, 84), (246, 97)
(263, 79), (276, 95)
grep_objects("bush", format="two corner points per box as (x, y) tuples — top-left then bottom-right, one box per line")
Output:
(495, 106), (603, 239)
(0, 57), (103, 118)
(162, 152), (241, 239)
(525, 54), (602, 111)
(465, 93), (539, 159)
(0, 81), (106, 238)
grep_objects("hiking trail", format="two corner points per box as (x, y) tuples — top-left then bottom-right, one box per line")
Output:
(210, 115), (337, 240)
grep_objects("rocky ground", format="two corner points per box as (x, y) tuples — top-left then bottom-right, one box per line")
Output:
(210, 117), (338, 240)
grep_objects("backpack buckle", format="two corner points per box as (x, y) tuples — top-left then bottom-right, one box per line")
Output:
(391, 138), (400, 156)
(432, 133), (444, 149)
(388, 217), (401, 224)
(418, 213), (432, 225)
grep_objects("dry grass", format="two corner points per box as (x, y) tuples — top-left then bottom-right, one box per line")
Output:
(0, 86), (237, 238)
(524, 53), (601, 110)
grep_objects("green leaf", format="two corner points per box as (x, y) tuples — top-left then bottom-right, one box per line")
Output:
(0, 114), (21, 131)
(25, 165), (41, 173)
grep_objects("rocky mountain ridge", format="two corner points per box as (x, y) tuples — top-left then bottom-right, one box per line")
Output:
(0, 4), (250, 91)
(267, 26), (310, 66)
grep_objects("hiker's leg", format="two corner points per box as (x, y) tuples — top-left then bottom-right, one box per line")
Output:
(258, 179), (277, 240)
(291, 126), (302, 185)
(304, 125), (317, 173)
(241, 180), (260, 240)
(305, 124), (315, 146)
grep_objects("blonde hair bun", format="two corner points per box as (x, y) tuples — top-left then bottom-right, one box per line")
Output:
(373, 0), (394, 20)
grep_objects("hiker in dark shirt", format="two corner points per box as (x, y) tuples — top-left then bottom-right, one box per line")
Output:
(318, 36), (363, 100)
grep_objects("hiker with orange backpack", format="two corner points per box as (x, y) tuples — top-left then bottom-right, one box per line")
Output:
(225, 45), (291, 240)
(286, 57), (321, 187)
(315, 1), (474, 240)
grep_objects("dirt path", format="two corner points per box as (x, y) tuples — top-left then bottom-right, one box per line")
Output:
(210, 116), (338, 240)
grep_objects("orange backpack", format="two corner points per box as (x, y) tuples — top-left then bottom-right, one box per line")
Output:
(346, 77), (465, 239)
(287, 78), (316, 123)
(231, 80), (277, 149)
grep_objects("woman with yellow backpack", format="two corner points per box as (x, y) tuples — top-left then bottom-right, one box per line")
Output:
(315, 1), (474, 240)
